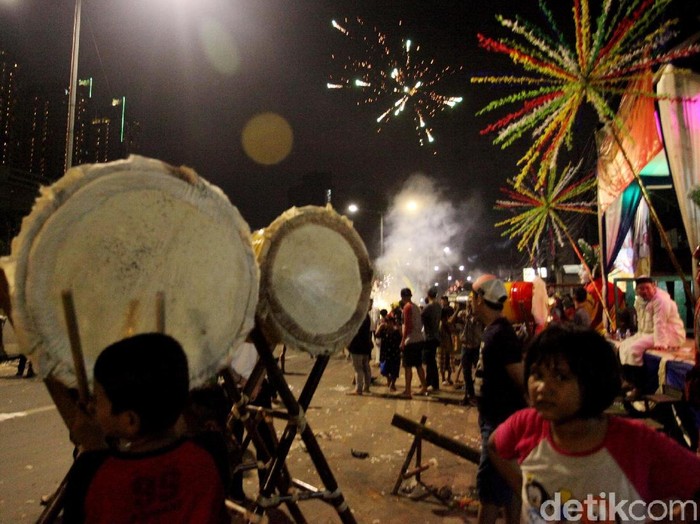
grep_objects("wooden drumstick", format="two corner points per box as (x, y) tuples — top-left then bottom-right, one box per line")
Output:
(123, 299), (140, 338)
(156, 291), (165, 333)
(61, 290), (90, 403)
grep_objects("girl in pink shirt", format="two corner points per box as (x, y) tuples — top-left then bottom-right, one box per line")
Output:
(489, 325), (700, 523)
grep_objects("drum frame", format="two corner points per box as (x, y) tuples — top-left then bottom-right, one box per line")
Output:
(220, 322), (357, 523)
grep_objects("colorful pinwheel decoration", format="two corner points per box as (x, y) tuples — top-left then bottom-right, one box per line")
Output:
(496, 160), (596, 255)
(472, 0), (700, 189)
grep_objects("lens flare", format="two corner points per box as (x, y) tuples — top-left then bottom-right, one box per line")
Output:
(198, 17), (240, 76)
(241, 112), (294, 166)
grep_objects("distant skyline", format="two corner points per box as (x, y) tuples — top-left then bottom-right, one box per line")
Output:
(1, 0), (698, 270)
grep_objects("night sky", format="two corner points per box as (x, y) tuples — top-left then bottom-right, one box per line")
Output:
(1, 0), (698, 269)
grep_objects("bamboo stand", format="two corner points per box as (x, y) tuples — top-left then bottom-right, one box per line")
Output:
(222, 324), (356, 523)
(390, 414), (480, 506)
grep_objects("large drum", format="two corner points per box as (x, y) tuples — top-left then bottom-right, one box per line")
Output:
(3, 156), (259, 387)
(252, 205), (373, 355)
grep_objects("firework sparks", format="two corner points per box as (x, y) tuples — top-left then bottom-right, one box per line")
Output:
(496, 160), (596, 253)
(328, 17), (463, 146)
(472, 0), (700, 188)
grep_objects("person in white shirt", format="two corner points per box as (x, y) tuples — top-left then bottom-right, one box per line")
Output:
(618, 276), (685, 398)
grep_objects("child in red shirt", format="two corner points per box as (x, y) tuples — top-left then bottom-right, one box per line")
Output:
(63, 333), (229, 523)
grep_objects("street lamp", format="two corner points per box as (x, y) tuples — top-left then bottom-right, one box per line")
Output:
(65, 0), (82, 170)
(347, 203), (385, 257)
(405, 200), (419, 213)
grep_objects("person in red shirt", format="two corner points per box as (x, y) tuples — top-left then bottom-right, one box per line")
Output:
(63, 333), (229, 524)
(398, 287), (428, 399)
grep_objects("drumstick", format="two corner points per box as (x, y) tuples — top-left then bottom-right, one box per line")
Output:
(61, 290), (90, 403)
(123, 299), (140, 337)
(155, 291), (165, 333)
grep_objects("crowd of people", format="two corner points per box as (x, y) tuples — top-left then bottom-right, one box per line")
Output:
(351, 274), (700, 524)
(349, 286), (488, 405)
(12, 272), (700, 523)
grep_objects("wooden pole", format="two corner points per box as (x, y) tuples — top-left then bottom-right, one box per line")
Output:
(392, 415), (427, 495)
(60, 290), (89, 403)
(155, 291), (165, 333)
(391, 414), (481, 464)
(597, 195), (609, 333)
(37, 290), (91, 524)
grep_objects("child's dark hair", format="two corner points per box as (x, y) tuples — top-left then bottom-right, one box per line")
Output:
(524, 324), (621, 418)
(574, 287), (587, 303)
(186, 385), (232, 433)
(94, 333), (190, 435)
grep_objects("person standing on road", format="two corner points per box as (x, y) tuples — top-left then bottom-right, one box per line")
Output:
(398, 287), (427, 399)
(421, 288), (442, 392)
(368, 298), (381, 366)
(376, 311), (402, 391)
(348, 306), (373, 395)
(471, 274), (525, 524)
(437, 303), (455, 386)
(454, 294), (483, 405)
(572, 286), (592, 327)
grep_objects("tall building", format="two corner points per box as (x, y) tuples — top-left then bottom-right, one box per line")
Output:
(0, 50), (21, 168)
(72, 77), (95, 167)
(88, 95), (127, 163)
(16, 75), (140, 177)
(0, 49), (142, 254)
(124, 117), (141, 156)
(0, 165), (42, 254)
(24, 83), (69, 180)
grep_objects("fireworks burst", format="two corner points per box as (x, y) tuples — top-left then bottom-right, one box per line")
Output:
(496, 160), (596, 254)
(328, 17), (464, 146)
(472, 0), (700, 188)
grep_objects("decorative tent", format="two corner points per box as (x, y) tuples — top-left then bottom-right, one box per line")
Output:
(597, 65), (700, 293)
(657, 65), (700, 290)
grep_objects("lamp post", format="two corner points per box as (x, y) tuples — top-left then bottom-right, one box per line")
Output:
(65, 0), (82, 171)
(347, 203), (385, 257)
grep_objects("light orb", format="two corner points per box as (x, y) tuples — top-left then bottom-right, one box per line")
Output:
(241, 112), (294, 166)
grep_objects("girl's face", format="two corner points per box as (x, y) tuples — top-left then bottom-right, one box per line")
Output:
(528, 356), (582, 423)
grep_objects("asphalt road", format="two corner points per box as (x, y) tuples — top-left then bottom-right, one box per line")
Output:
(1, 330), (484, 523)
(0, 363), (74, 522)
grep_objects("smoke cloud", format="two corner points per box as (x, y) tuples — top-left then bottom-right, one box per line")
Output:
(372, 173), (484, 310)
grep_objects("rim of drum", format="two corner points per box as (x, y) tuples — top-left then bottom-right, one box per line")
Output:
(258, 207), (373, 352)
(9, 157), (259, 385)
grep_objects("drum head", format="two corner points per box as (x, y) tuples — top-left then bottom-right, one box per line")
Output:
(7, 156), (259, 387)
(254, 205), (373, 355)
